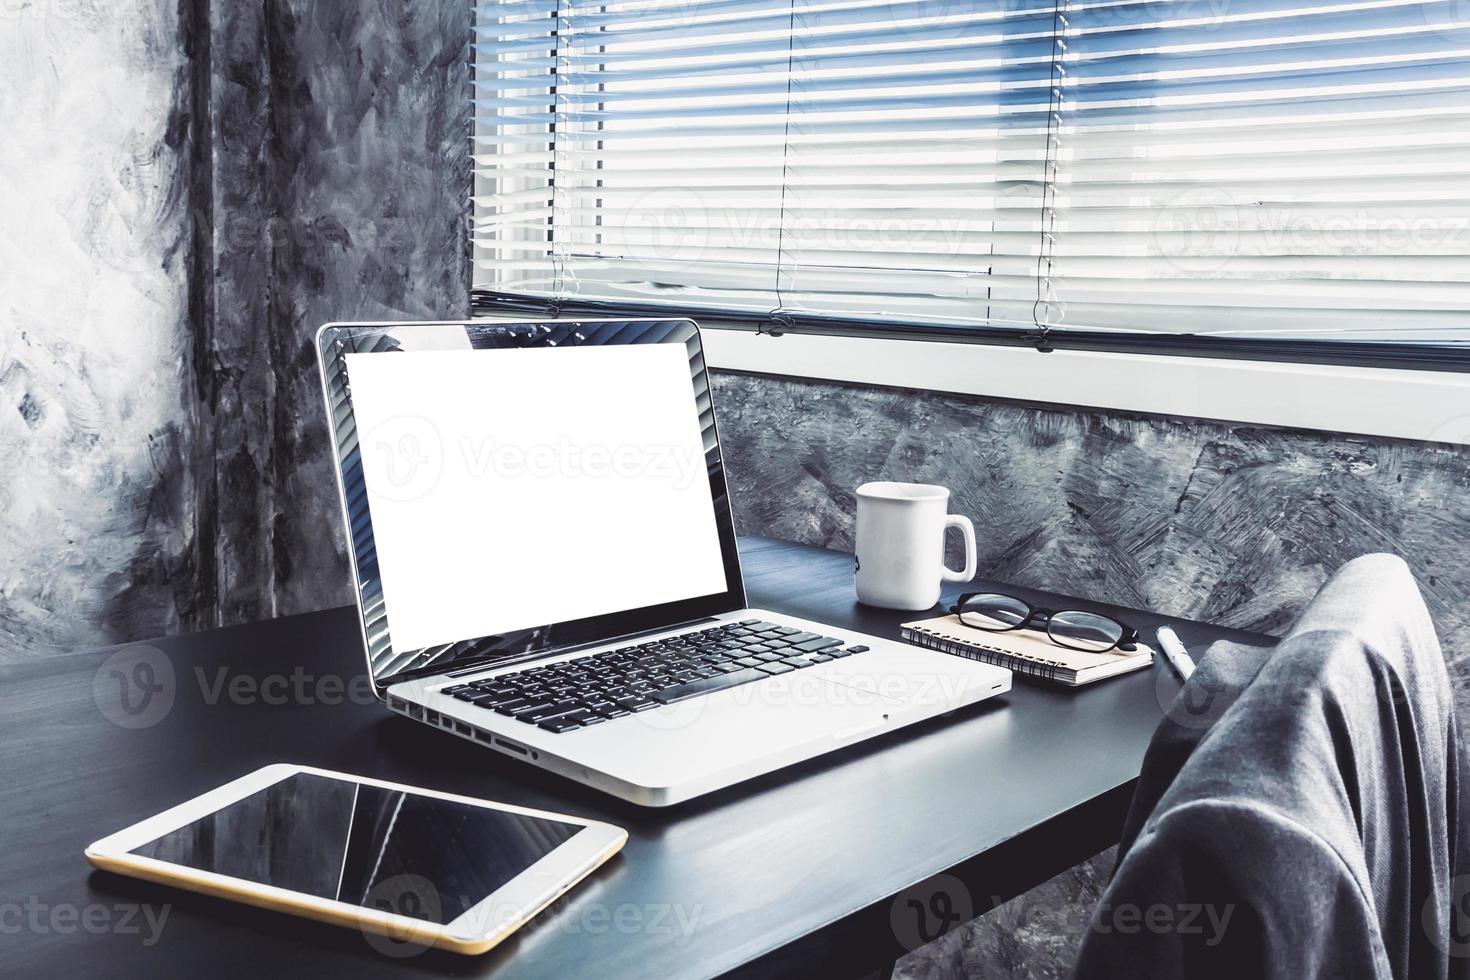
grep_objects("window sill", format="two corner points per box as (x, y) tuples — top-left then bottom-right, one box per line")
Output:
(702, 329), (1470, 446)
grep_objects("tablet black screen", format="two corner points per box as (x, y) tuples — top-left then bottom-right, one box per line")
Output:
(129, 772), (582, 924)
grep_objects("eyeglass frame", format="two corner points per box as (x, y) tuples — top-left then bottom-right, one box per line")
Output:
(949, 591), (1141, 653)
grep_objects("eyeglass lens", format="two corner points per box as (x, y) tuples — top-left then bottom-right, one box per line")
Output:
(1046, 610), (1124, 652)
(956, 593), (1030, 630)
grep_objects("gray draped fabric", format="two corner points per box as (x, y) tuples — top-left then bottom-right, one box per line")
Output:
(1074, 554), (1469, 980)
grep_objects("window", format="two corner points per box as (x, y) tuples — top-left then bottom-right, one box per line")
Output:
(471, 0), (1470, 372)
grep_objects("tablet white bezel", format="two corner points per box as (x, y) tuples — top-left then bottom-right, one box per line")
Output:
(84, 763), (627, 955)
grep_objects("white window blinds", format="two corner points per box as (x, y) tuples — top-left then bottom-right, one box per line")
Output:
(472, 0), (1470, 345)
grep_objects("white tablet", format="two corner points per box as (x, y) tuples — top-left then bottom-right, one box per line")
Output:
(85, 764), (627, 955)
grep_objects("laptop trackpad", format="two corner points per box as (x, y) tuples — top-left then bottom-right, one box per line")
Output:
(813, 646), (998, 710)
(592, 673), (899, 779)
(561, 652), (997, 792)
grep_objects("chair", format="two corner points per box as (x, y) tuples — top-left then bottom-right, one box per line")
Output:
(1074, 554), (1469, 980)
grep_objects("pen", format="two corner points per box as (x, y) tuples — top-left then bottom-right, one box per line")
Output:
(1155, 627), (1196, 681)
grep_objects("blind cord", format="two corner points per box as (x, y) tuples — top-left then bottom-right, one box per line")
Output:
(768, 0), (798, 335)
(1032, 0), (1071, 353)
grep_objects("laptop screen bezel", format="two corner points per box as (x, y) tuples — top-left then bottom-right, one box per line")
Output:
(316, 319), (748, 698)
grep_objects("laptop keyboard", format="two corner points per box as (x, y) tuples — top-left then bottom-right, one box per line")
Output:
(438, 619), (870, 734)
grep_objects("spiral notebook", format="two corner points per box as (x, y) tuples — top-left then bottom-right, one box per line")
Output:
(900, 614), (1154, 686)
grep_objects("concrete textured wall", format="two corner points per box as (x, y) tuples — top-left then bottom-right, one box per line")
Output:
(196, 0), (473, 627)
(0, 0), (471, 658)
(712, 372), (1470, 677)
(0, 0), (197, 658)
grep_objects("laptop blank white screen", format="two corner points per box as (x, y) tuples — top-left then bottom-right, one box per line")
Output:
(345, 343), (729, 653)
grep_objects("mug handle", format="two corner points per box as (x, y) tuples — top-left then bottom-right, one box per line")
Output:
(941, 514), (977, 583)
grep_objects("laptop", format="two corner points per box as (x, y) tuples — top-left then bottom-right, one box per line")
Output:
(317, 319), (1011, 806)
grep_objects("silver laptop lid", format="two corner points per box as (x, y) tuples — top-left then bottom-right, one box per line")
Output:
(316, 319), (746, 698)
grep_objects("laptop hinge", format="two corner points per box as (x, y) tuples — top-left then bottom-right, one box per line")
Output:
(441, 616), (723, 679)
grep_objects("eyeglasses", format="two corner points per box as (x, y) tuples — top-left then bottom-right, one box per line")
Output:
(950, 592), (1140, 654)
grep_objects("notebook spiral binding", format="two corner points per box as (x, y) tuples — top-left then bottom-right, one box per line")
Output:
(900, 625), (1069, 682)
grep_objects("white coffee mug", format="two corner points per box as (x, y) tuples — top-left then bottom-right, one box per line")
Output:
(854, 482), (976, 610)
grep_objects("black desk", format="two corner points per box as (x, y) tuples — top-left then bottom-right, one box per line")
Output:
(5, 536), (1271, 979)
